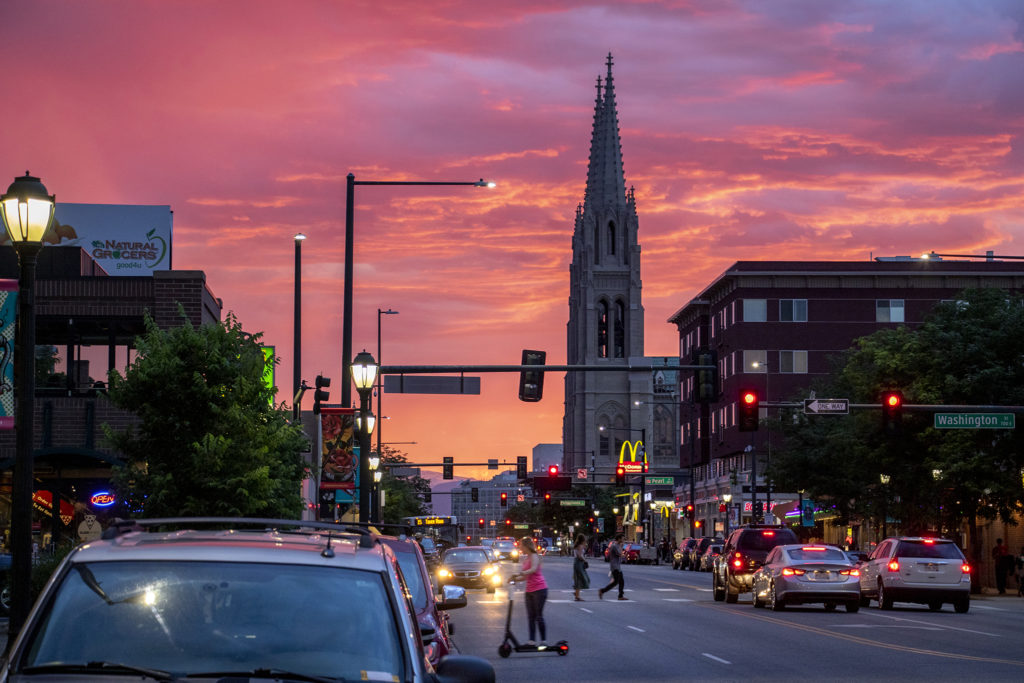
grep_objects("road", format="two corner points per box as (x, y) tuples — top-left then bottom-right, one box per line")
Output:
(447, 555), (1024, 682)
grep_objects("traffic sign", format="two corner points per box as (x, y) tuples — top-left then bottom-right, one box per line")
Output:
(935, 413), (1015, 429)
(644, 476), (674, 486)
(803, 398), (849, 415)
(576, 468), (588, 480)
(559, 499), (587, 507)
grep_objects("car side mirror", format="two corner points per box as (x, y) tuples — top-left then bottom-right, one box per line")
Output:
(437, 584), (468, 611)
(436, 654), (496, 683)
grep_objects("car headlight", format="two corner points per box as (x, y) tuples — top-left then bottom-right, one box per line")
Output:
(511, 550), (519, 557)
(483, 566), (497, 576)
(438, 568), (452, 579)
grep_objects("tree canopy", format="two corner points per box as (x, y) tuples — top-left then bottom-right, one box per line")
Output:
(104, 312), (308, 518)
(770, 288), (1024, 538)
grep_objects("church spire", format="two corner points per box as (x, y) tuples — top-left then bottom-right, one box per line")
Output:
(584, 52), (626, 212)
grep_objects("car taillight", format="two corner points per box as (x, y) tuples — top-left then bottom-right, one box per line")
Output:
(887, 559), (900, 572)
(840, 569), (859, 576)
(763, 531), (775, 536)
(961, 563), (971, 574)
(732, 552), (743, 569)
(782, 568), (805, 576)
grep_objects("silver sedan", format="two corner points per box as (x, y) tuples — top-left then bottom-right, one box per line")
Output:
(751, 544), (861, 612)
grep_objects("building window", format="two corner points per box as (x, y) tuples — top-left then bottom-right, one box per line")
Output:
(876, 299), (905, 323)
(614, 301), (625, 358)
(597, 300), (609, 357)
(743, 299), (767, 322)
(779, 299), (807, 322)
(599, 429), (610, 456)
(608, 221), (616, 256)
(743, 350), (767, 372)
(779, 350), (808, 373)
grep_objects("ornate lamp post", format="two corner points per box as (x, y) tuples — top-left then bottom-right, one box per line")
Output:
(722, 493), (733, 538)
(351, 350), (378, 523)
(1, 172), (55, 639)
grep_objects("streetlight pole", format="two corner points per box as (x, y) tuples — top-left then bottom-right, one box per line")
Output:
(1, 172), (55, 642)
(722, 493), (732, 538)
(753, 359), (771, 519)
(342, 175), (494, 409)
(351, 350), (378, 523)
(292, 233), (305, 422)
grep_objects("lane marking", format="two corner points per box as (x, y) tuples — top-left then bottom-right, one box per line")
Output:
(548, 599), (573, 603)
(702, 653), (731, 664)
(579, 608), (593, 614)
(475, 600), (503, 604)
(833, 624), (943, 631)
(664, 598), (694, 602)
(654, 588), (679, 592)
(626, 625), (646, 633)
(859, 611), (1002, 637)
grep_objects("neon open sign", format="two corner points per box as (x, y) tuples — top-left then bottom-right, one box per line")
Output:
(90, 491), (116, 507)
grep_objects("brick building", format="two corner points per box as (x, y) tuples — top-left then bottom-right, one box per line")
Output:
(0, 246), (221, 548)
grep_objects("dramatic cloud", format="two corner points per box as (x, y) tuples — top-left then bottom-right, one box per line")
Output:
(4, 0), (1023, 478)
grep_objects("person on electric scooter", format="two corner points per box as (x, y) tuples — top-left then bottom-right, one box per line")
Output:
(514, 536), (548, 647)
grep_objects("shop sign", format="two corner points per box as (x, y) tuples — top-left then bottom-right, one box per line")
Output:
(90, 491), (116, 507)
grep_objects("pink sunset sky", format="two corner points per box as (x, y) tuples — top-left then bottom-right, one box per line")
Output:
(3, 0), (1023, 479)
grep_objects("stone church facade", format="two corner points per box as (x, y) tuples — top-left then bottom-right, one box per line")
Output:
(563, 55), (679, 487)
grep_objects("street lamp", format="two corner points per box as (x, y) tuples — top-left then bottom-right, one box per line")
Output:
(292, 233), (305, 422)
(751, 359), (771, 517)
(351, 350), (378, 523)
(341, 175), (495, 409)
(879, 474), (891, 538)
(1, 172), (55, 639)
(722, 493), (733, 538)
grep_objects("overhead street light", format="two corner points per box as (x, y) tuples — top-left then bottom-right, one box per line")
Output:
(351, 350), (378, 523)
(1, 172), (55, 640)
(342, 175), (495, 409)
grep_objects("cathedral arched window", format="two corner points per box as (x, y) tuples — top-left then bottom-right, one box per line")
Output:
(597, 300), (609, 358)
(608, 221), (616, 257)
(614, 300), (625, 358)
(594, 223), (601, 265)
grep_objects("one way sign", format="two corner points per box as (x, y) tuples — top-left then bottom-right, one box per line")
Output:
(803, 398), (849, 415)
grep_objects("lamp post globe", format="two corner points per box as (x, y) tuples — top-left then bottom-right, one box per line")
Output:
(1, 172), (55, 640)
(351, 350), (378, 522)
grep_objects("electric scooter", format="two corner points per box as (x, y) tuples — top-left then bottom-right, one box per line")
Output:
(497, 577), (569, 658)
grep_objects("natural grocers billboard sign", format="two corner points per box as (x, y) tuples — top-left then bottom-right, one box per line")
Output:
(47, 203), (172, 275)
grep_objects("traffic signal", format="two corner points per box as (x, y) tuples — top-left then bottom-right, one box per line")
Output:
(517, 456), (528, 480)
(548, 465), (559, 477)
(505, 518), (512, 527)
(696, 349), (718, 403)
(881, 390), (903, 432)
(738, 387), (760, 432)
(471, 487), (479, 502)
(500, 492), (508, 507)
(518, 349), (546, 402)
(685, 504), (694, 519)
(443, 456), (453, 480)
(313, 374), (331, 414)
(543, 492), (552, 505)
(694, 520), (702, 530)
(615, 465), (626, 487)
(478, 518), (485, 529)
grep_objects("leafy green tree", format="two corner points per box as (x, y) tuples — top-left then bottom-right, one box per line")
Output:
(104, 312), (308, 518)
(377, 445), (430, 523)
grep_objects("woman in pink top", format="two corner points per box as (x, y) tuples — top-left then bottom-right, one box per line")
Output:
(517, 536), (548, 646)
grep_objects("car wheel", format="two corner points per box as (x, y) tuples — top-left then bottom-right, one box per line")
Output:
(846, 600), (860, 613)
(725, 577), (739, 604)
(712, 573), (725, 602)
(928, 601), (942, 611)
(0, 582), (9, 615)
(954, 597), (970, 614)
(877, 582), (893, 610)
(752, 587), (764, 608)
(769, 583), (784, 611)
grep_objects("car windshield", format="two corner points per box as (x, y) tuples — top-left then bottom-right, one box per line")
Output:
(19, 561), (405, 681)
(394, 549), (428, 611)
(444, 549), (488, 564)
(785, 547), (848, 562)
(419, 537), (436, 551)
(896, 540), (964, 559)
(494, 541), (515, 550)
(737, 530), (797, 552)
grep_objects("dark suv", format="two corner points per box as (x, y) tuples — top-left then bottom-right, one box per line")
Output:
(713, 525), (799, 603)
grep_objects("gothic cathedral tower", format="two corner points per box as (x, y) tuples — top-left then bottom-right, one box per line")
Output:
(563, 54), (651, 477)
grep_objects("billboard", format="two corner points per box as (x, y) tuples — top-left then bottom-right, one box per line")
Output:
(7, 203), (174, 276)
(320, 407), (357, 493)
(0, 280), (17, 430)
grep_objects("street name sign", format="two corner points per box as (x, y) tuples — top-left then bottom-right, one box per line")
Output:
(559, 499), (587, 507)
(934, 413), (1015, 429)
(803, 398), (849, 415)
(645, 476), (674, 486)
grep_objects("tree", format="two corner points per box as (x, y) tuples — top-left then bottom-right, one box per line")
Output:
(104, 311), (308, 518)
(377, 445), (430, 523)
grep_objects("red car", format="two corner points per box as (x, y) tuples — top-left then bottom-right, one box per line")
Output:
(380, 535), (465, 667)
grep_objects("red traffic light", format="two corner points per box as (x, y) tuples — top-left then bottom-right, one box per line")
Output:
(884, 392), (902, 408)
(505, 518), (511, 526)
(500, 492), (508, 507)
(544, 492), (552, 502)
(742, 391), (757, 405)
(548, 465), (559, 476)
(616, 466), (625, 476)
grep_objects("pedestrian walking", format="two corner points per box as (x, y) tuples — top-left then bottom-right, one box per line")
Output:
(1016, 546), (1024, 597)
(515, 536), (549, 647)
(992, 538), (1011, 594)
(598, 533), (627, 600)
(573, 533), (590, 601)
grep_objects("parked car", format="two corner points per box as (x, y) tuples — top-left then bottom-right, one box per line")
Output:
(713, 524), (800, 603)
(751, 544), (861, 612)
(858, 536), (971, 612)
(674, 538), (698, 570)
(689, 537), (723, 571)
(845, 550), (870, 565)
(437, 546), (503, 593)
(699, 544), (723, 572)
(0, 518), (493, 683)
